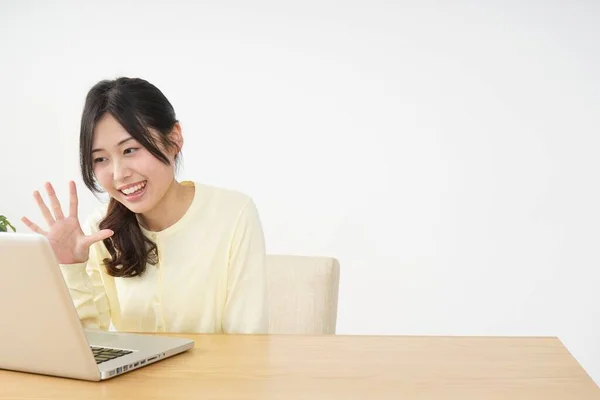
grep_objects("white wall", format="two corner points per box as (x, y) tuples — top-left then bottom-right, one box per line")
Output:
(1, 0), (599, 384)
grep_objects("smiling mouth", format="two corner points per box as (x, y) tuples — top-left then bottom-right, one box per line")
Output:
(119, 181), (147, 196)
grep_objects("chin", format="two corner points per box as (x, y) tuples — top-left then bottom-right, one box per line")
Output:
(126, 200), (156, 214)
(124, 205), (150, 215)
(110, 196), (151, 215)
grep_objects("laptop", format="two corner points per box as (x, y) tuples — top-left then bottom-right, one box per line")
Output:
(0, 232), (195, 381)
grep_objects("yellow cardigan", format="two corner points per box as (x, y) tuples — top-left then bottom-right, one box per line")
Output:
(60, 181), (268, 334)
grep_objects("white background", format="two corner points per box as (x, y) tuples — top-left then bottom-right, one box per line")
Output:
(1, 0), (599, 385)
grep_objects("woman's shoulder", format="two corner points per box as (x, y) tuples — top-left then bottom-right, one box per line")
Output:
(179, 181), (262, 235)
(190, 181), (256, 213)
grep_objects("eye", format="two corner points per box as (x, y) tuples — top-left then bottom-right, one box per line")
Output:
(124, 148), (139, 155)
(93, 157), (107, 164)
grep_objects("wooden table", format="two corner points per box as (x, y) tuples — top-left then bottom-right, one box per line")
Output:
(1, 334), (599, 399)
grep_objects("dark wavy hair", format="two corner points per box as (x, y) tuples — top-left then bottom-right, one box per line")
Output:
(79, 77), (180, 278)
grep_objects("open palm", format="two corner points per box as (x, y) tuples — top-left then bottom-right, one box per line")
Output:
(22, 181), (113, 265)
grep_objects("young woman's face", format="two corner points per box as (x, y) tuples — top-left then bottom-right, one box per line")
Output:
(91, 113), (177, 215)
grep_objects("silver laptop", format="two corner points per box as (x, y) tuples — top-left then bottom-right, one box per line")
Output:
(0, 232), (195, 381)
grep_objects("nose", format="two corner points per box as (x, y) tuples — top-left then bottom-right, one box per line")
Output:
(112, 158), (133, 182)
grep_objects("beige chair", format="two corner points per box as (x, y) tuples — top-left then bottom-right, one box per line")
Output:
(266, 254), (340, 335)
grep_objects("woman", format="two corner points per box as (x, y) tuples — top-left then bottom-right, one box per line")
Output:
(22, 77), (268, 334)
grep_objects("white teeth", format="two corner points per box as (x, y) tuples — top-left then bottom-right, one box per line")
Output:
(121, 181), (146, 195)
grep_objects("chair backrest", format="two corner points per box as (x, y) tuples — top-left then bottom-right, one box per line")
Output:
(265, 254), (340, 335)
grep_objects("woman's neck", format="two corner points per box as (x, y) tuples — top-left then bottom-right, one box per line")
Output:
(137, 180), (195, 232)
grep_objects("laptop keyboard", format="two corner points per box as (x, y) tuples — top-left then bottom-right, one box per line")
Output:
(91, 346), (133, 364)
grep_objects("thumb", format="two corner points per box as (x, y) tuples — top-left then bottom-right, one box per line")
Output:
(84, 229), (114, 247)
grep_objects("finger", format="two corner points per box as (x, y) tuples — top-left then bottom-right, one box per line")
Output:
(34, 190), (55, 227)
(21, 216), (48, 235)
(68, 181), (78, 219)
(83, 229), (114, 248)
(45, 182), (65, 220)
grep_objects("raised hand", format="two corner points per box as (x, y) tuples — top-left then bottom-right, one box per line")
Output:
(22, 181), (113, 264)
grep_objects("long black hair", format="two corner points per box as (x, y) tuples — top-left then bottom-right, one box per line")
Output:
(79, 77), (180, 278)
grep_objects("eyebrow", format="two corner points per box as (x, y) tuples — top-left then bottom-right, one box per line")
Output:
(91, 137), (135, 154)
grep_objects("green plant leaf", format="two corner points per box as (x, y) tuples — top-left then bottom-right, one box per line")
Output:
(0, 215), (16, 232)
